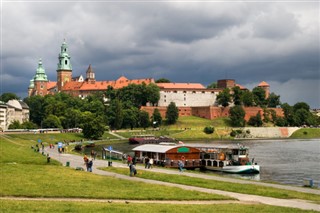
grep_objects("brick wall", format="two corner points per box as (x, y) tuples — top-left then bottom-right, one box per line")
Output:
(141, 106), (284, 121)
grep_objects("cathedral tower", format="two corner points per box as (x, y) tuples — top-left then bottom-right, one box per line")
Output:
(85, 64), (96, 83)
(57, 40), (72, 91)
(33, 58), (49, 96)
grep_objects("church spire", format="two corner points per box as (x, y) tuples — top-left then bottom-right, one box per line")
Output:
(34, 58), (48, 82)
(57, 40), (73, 91)
(86, 64), (95, 83)
(57, 40), (72, 71)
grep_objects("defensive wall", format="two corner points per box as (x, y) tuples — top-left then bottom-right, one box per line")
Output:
(141, 106), (284, 121)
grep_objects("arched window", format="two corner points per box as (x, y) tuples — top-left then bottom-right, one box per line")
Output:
(65, 60), (68, 65)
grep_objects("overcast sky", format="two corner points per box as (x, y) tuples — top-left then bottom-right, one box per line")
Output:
(1, 1), (319, 108)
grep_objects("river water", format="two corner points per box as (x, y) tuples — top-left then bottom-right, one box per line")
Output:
(91, 139), (320, 187)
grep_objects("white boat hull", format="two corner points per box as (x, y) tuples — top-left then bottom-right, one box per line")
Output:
(205, 165), (260, 174)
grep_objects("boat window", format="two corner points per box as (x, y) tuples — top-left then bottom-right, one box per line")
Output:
(239, 150), (246, 155)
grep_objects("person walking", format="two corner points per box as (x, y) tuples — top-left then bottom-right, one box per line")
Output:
(83, 155), (89, 171)
(148, 157), (154, 169)
(88, 159), (93, 172)
(129, 162), (137, 177)
(178, 160), (184, 172)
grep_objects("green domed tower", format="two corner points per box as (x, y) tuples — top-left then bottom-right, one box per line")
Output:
(57, 40), (72, 91)
(33, 58), (49, 96)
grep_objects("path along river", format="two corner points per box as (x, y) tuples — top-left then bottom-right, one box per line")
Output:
(88, 139), (320, 187)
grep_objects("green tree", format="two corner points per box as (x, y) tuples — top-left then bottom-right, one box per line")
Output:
(106, 98), (123, 130)
(232, 86), (242, 106)
(166, 102), (179, 124)
(0, 93), (20, 102)
(241, 90), (254, 107)
(248, 112), (263, 127)
(282, 103), (295, 126)
(139, 110), (150, 129)
(151, 108), (162, 127)
(82, 114), (105, 140)
(24, 95), (45, 126)
(216, 88), (231, 107)
(42, 115), (62, 128)
(207, 82), (217, 89)
(146, 83), (160, 106)
(293, 102), (310, 112)
(252, 87), (266, 106)
(122, 107), (139, 129)
(155, 78), (171, 83)
(8, 120), (22, 129)
(21, 121), (38, 129)
(229, 106), (246, 127)
(62, 108), (82, 129)
(267, 93), (281, 108)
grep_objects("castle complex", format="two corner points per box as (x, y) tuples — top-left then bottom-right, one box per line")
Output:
(28, 41), (280, 120)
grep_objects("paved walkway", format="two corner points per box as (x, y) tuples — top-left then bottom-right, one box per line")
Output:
(45, 147), (320, 211)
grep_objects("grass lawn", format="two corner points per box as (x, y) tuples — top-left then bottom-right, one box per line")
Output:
(290, 128), (320, 139)
(0, 135), (229, 201)
(0, 200), (315, 213)
(102, 167), (320, 203)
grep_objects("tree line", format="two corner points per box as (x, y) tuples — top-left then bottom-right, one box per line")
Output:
(1, 82), (179, 139)
(214, 86), (319, 127)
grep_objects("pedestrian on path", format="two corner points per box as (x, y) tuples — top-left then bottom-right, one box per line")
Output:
(178, 160), (184, 172)
(83, 155), (89, 171)
(129, 162), (137, 177)
(88, 159), (93, 172)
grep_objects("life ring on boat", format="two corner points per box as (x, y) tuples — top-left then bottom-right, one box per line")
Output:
(218, 153), (225, 161)
(181, 156), (185, 161)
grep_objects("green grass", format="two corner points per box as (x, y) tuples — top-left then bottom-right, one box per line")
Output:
(290, 128), (320, 139)
(0, 200), (315, 213)
(166, 116), (231, 130)
(0, 135), (229, 201)
(102, 167), (320, 203)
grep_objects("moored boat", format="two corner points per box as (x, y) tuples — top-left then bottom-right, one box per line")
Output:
(129, 134), (176, 144)
(197, 145), (260, 174)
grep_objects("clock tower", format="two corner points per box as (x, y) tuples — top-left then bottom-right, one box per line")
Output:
(57, 40), (72, 91)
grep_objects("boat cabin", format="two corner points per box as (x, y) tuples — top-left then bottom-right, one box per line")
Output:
(132, 144), (201, 168)
(198, 145), (251, 167)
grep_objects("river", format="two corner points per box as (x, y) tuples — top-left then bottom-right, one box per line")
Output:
(89, 139), (320, 187)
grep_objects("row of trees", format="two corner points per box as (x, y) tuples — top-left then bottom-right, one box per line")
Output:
(216, 86), (280, 108)
(229, 102), (319, 127)
(5, 82), (179, 139)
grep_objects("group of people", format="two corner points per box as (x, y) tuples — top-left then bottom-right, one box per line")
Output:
(144, 156), (154, 169)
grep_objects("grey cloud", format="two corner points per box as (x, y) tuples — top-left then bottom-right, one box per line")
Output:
(1, 2), (319, 108)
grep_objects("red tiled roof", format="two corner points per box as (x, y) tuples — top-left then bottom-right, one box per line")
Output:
(79, 81), (113, 91)
(156, 83), (205, 89)
(258, 81), (269, 87)
(235, 83), (247, 90)
(47, 82), (57, 90)
(62, 82), (84, 91)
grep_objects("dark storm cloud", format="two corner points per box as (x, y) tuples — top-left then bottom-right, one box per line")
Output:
(1, 1), (319, 108)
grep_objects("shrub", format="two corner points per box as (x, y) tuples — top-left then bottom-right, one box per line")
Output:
(204, 126), (214, 134)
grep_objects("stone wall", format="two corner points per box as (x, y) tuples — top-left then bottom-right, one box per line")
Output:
(141, 106), (284, 122)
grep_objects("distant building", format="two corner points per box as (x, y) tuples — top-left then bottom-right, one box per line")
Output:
(156, 83), (221, 107)
(28, 40), (154, 98)
(0, 100), (29, 131)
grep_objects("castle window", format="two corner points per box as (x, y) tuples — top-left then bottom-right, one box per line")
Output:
(192, 91), (196, 93)
(202, 91), (205, 94)
(65, 60), (68, 65)
(183, 91), (186, 93)
(174, 91), (177, 93)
